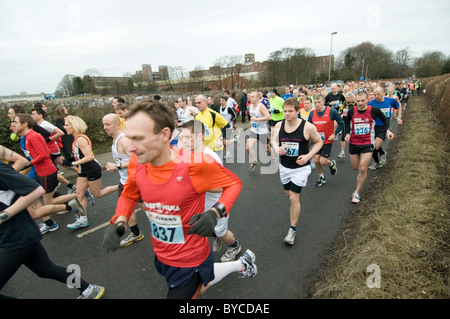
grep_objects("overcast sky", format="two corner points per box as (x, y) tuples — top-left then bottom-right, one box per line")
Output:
(1, 0), (449, 96)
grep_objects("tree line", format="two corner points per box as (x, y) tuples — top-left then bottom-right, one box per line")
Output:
(54, 41), (450, 97)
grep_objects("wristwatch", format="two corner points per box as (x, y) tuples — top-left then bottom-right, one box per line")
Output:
(0, 211), (11, 224)
(213, 203), (226, 218)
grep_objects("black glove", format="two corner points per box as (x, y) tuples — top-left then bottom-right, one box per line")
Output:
(187, 210), (218, 237)
(102, 222), (126, 253)
(62, 158), (73, 166)
(273, 109), (280, 114)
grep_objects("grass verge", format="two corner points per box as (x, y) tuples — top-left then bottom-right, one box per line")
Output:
(307, 95), (449, 299)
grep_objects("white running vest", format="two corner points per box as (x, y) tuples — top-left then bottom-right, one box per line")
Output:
(112, 132), (130, 185)
(249, 103), (268, 135)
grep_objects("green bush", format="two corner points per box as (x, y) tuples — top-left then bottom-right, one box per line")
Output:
(1, 102), (114, 155)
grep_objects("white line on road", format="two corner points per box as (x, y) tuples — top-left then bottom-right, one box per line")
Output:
(76, 221), (110, 238)
(75, 208), (144, 238)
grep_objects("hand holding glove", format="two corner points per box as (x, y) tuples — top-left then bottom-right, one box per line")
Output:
(187, 210), (218, 237)
(103, 221), (127, 253)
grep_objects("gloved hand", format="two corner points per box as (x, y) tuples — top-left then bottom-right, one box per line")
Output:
(62, 158), (74, 166)
(103, 222), (126, 253)
(187, 210), (218, 237)
(273, 109), (280, 114)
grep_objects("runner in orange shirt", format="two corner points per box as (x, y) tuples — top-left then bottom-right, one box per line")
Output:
(103, 100), (257, 299)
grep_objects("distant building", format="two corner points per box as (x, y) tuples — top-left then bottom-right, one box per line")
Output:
(142, 64), (153, 82)
(138, 64), (168, 81)
(188, 54), (267, 79)
(245, 53), (255, 63)
(314, 55), (335, 77)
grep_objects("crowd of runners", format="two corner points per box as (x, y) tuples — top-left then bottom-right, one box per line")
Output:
(0, 78), (416, 299)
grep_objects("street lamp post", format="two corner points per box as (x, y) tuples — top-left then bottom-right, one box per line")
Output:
(328, 31), (337, 85)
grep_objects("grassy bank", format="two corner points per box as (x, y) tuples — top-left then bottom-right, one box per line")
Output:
(308, 95), (449, 299)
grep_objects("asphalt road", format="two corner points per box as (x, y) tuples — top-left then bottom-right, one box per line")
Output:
(1, 121), (398, 300)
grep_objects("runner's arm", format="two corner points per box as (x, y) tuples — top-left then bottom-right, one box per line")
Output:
(330, 108), (345, 135)
(271, 121), (285, 156)
(0, 145), (29, 172)
(28, 134), (51, 166)
(110, 154), (140, 224)
(304, 123), (323, 160)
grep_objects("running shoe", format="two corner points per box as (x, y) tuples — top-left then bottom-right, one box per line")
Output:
(67, 216), (89, 229)
(212, 237), (223, 253)
(283, 228), (296, 245)
(67, 184), (77, 195)
(249, 161), (260, 171)
(351, 192), (360, 204)
(337, 151), (345, 158)
(329, 160), (337, 175)
(220, 242), (242, 262)
(368, 163), (382, 171)
(239, 249), (257, 278)
(120, 232), (144, 247)
(85, 189), (95, 206)
(68, 198), (85, 216)
(314, 176), (326, 187)
(40, 222), (59, 234)
(77, 285), (105, 299)
(225, 151), (232, 159)
(379, 151), (387, 165)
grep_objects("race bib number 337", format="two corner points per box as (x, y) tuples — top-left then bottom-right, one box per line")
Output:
(145, 211), (185, 244)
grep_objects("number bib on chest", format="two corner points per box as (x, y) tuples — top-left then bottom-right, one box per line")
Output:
(354, 123), (370, 135)
(318, 132), (325, 141)
(281, 142), (299, 156)
(251, 121), (260, 129)
(145, 211), (185, 244)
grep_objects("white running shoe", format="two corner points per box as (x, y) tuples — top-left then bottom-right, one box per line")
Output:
(239, 249), (257, 278)
(220, 242), (242, 262)
(67, 216), (89, 229)
(77, 285), (105, 299)
(351, 192), (360, 204)
(369, 163), (382, 171)
(120, 232), (144, 247)
(283, 228), (296, 245)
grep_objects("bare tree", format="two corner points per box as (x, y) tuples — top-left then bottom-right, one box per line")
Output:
(84, 68), (103, 77)
(190, 65), (207, 91)
(212, 57), (227, 90)
(55, 74), (76, 97)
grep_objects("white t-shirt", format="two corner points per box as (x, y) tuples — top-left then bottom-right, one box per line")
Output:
(226, 98), (237, 109)
(39, 120), (58, 134)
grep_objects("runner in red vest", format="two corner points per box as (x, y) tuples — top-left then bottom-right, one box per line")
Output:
(344, 91), (393, 203)
(103, 100), (257, 299)
(308, 94), (344, 186)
